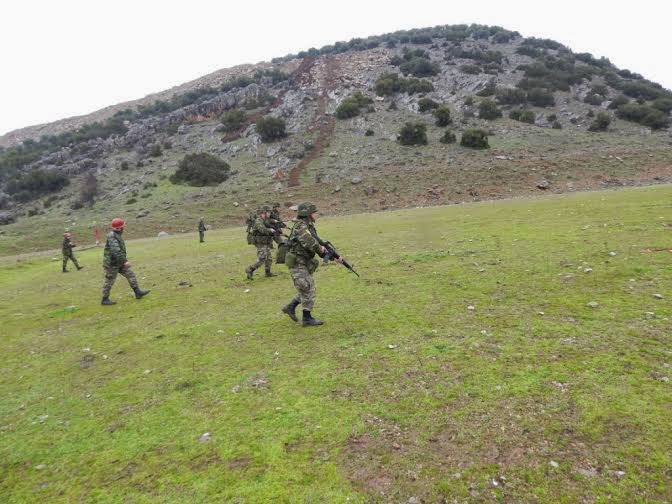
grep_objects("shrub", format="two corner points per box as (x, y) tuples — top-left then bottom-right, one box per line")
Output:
(6, 169), (70, 200)
(163, 140), (173, 149)
(478, 100), (502, 120)
(526, 88), (555, 107)
(587, 110), (595, 118)
(616, 103), (670, 129)
(149, 144), (163, 157)
(552, 120), (562, 129)
(125, 197), (137, 205)
(433, 106), (452, 126)
(439, 130), (457, 144)
(584, 93), (603, 106)
(588, 112), (611, 132)
(364, 129), (375, 137)
(417, 98), (439, 112)
(495, 88), (527, 105)
(170, 153), (231, 186)
(336, 91), (373, 119)
(547, 113), (557, 122)
(398, 122), (428, 146)
(464, 96), (474, 106)
(460, 128), (489, 149)
(388, 101), (398, 111)
(476, 81), (496, 97)
(652, 98), (672, 114)
(399, 57), (440, 77)
(375, 73), (434, 96)
(220, 109), (246, 132)
(255, 116), (287, 142)
(621, 81), (665, 101)
(509, 109), (535, 123)
(120, 161), (129, 171)
(608, 95), (630, 110)
(460, 64), (481, 75)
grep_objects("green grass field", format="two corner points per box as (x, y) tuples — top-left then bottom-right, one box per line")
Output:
(1, 186), (670, 502)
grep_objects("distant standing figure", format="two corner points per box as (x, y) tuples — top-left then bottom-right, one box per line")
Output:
(101, 218), (150, 305)
(62, 232), (83, 272)
(93, 221), (101, 246)
(245, 206), (278, 280)
(198, 217), (207, 243)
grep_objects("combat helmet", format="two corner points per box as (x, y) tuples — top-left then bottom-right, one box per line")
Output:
(260, 205), (271, 213)
(297, 202), (318, 218)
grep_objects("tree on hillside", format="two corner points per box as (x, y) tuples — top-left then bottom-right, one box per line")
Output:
(255, 116), (287, 142)
(170, 153), (231, 187)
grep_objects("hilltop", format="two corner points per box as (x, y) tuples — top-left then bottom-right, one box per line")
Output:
(1, 24), (671, 255)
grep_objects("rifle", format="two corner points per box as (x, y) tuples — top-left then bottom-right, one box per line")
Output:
(321, 240), (360, 277)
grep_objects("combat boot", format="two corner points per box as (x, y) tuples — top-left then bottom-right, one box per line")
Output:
(62, 267), (68, 273)
(265, 270), (277, 277)
(134, 287), (150, 299)
(245, 267), (254, 280)
(101, 297), (116, 306)
(302, 310), (324, 327)
(281, 300), (300, 322)
(77, 266), (84, 270)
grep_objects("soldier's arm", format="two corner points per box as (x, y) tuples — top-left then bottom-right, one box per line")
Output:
(108, 237), (127, 264)
(297, 228), (323, 256)
(254, 219), (276, 235)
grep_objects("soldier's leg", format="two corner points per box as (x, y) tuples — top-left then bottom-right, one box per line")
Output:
(248, 246), (265, 271)
(291, 267), (316, 311)
(62, 255), (69, 272)
(120, 266), (139, 290)
(262, 245), (275, 276)
(199, 231), (204, 243)
(102, 268), (118, 299)
(70, 253), (82, 269)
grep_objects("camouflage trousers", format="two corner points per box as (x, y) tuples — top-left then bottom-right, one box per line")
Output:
(102, 265), (138, 298)
(62, 252), (80, 270)
(249, 245), (273, 272)
(199, 231), (205, 242)
(290, 264), (316, 311)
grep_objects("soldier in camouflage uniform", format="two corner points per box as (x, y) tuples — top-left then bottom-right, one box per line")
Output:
(245, 206), (278, 280)
(101, 218), (150, 305)
(198, 217), (207, 243)
(269, 202), (286, 245)
(281, 202), (342, 326)
(62, 232), (83, 272)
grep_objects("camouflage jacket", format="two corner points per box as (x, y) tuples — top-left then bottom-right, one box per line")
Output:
(250, 217), (275, 246)
(269, 209), (286, 230)
(62, 237), (75, 254)
(289, 219), (325, 267)
(103, 231), (127, 269)
(198, 219), (206, 232)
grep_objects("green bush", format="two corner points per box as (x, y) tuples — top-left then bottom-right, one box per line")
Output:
(476, 81), (496, 97)
(526, 88), (555, 107)
(125, 197), (137, 205)
(364, 129), (374, 136)
(588, 112), (611, 132)
(149, 144), (163, 157)
(616, 103), (670, 129)
(464, 96), (474, 106)
(552, 120), (562, 129)
(509, 109), (535, 124)
(608, 95), (629, 110)
(584, 93), (603, 106)
(433, 106), (452, 126)
(478, 100), (502, 120)
(547, 113), (557, 122)
(621, 81), (666, 101)
(652, 98), (672, 114)
(460, 64), (481, 75)
(79, 172), (98, 206)
(336, 92), (373, 119)
(220, 109), (246, 132)
(6, 169), (70, 200)
(439, 130), (457, 144)
(495, 88), (527, 105)
(400, 57), (439, 77)
(398, 122), (428, 146)
(170, 153), (231, 186)
(375, 73), (434, 96)
(460, 128), (489, 149)
(255, 116), (287, 142)
(120, 161), (129, 171)
(417, 98), (439, 112)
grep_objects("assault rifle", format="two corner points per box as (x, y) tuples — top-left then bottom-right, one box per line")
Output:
(322, 240), (360, 277)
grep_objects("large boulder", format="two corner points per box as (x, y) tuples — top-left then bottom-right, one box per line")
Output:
(0, 211), (16, 225)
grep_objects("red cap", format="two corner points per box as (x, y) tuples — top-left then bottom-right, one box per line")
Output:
(111, 218), (125, 230)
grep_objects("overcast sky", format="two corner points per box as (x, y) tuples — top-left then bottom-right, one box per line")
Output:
(2, 0), (670, 136)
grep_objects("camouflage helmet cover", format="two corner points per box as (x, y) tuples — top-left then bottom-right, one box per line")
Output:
(260, 205), (271, 213)
(297, 202), (318, 217)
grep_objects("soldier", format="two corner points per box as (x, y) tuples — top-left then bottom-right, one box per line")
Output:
(245, 206), (278, 280)
(62, 232), (83, 272)
(281, 202), (342, 326)
(198, 217), (207, 243)
(101, 218), (150, 305)
(269, 202), (286, 245)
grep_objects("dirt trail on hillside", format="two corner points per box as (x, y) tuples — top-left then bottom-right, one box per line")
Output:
(288, 56), (339, 187)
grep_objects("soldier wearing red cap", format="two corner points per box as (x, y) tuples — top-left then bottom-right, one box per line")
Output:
(101, 218), (150, 305)
(61, 232), (83, 273)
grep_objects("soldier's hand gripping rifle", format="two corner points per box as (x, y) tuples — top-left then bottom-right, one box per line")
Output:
(321, 240), (360, 277)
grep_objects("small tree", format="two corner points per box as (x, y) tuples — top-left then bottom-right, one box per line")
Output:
(417, 98), (439, 112)
(439, 130), (457, 144)
(398, 122), (428, 146)
(79, 172), (98, 206)
(588, 112), (611, 132)
(170, 153), (231, 186)
(433, 106), (452, 126)
(478, 100), (502, 120)
(255, 116), (287, 142)
(149, 144), (163, 157)
(221, 109), (246, 132)
(460, 128), (489, 149)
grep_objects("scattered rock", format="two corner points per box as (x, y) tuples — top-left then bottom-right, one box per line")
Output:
(611, 470), (626, 478)
(549, 460), (559, 468)
(467, 305), (476, 311)
(584, 268), (593, 273)
(387, 344), (397, 349)
(644, 312), (656, 319)
(587, 301), (599, 308)
(198, 432), (211, 443)
(250, 376), (268, 389)
(233, 202), (239, 207)
(578, 468), (598, 478)
(351, 177), (362, 185)
(178, 281), (192, 287)
(536, 180), (550, 190)
(231, 384), (241, 393)
(653, 294), (663, 300)
(608, 251), (617, 257)
(157, 231), (169, 238)
(407, 497), (419, 504)
(0, 211), (15, 226)
(136, 209), (150, 219)
(328, 151), (338, 157)
(35, 464), (46, 470)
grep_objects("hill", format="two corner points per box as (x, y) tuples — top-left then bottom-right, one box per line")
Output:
(1, 24), (671, 256)
(1, 186), (670, 502)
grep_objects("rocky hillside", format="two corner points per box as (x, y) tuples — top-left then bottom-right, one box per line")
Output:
(1, 24), (671, 255)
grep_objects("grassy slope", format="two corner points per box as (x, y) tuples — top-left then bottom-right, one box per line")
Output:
(0, 186), (670, 502)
